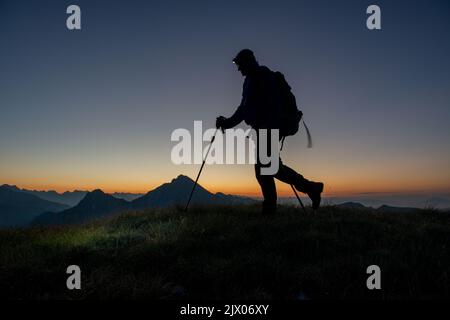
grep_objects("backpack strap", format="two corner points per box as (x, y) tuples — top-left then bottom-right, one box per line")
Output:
(303, 120), (313, 148)
(280, 136), (286, 151)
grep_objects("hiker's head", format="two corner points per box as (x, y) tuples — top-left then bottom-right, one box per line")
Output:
(233, 49), (259, 76)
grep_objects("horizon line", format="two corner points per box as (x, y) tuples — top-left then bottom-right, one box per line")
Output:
(2, 182), (449, 198)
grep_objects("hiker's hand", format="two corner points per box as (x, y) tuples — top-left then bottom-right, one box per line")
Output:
(216, 116), (227, 132)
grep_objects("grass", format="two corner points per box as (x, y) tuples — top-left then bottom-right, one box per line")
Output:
(0, 204), (449, 300)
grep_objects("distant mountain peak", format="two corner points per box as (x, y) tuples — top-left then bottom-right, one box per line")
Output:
(32, 188), (129, 226)
(132, 174), (254, 210)
(337, 202), (369, 209)
(79, 189), (113, 204)
(84, 188), (106, 196)
(0, 186), (69, 227)
(1, 184), (20, 191)
(172, 175), (195, 184)
(91, 189), (105, 194)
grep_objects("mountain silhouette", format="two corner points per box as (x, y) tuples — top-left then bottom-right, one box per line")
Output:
(0, 185), (69, 227)
(0, 185), (87, 207)
(32, 189), (130, 226)
(376, 205), (419, 213)
(132, 175), (255, 209)
(2, 185), (145, 207)
(1, 184), (21, 191)
(32, 175), (255, 226)
(133, 175), (213, 209)
(336, 202), (369, 210)
(42, 190), (88, 207)
(337, 201), (420, 213)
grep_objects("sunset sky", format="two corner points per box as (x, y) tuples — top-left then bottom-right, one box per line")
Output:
(1, 0), (449, 197)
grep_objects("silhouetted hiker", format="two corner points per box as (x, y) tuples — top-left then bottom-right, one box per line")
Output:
(216, 49), (324, 214)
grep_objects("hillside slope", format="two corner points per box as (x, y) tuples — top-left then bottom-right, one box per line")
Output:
(0, 185), (69, 227)
(32, 189), (130, 226)
(1, 205), (449, 300)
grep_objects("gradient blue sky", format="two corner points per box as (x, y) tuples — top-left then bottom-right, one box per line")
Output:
(1, 0), (449, 195)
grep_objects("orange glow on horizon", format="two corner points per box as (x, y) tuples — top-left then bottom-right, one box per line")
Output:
(3, 162), (449, 197)
(5, 178), (447, 197)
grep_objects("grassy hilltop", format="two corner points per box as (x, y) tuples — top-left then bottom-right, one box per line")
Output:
(1, 205), (449, 300)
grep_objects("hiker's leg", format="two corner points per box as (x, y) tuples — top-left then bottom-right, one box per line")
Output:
(275, 158), (324, 210)
(255, 129), (277, 213)
(255, 163), (277, 214)
(275, 158), (311, 192)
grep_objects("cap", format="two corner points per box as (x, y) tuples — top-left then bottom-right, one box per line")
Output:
(232, 49), (256, 65)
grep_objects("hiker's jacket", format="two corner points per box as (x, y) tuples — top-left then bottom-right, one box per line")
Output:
(224, 65), (280, 130)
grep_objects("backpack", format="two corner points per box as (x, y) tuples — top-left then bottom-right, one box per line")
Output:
(273, 71), (313, 149)
(273, 71), (303, 137)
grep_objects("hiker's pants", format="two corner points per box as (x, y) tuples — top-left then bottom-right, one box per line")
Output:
(255, 130), (310, 211)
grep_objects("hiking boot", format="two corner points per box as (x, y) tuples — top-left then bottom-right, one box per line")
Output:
(307, 182), (324, 210)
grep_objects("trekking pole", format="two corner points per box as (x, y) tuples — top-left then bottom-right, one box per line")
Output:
(184, 128), (219, 212)
(290, 184), (308, 214)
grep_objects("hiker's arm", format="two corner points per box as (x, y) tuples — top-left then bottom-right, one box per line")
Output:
(216, 106), (244, 130)
(217, 78), (254, 129)
(222, 104), (245, 128)
(217, 98), (247, 130)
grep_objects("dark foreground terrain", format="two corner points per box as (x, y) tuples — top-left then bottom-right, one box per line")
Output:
(1, 205), (449, 300)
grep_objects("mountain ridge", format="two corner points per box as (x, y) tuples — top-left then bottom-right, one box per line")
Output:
(32, 189), (130, 226)
(0, 185), (69, 227)
(0, 185), (145, 206)
(31, 175), (255, 226)
(4, 177), (444, 228)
